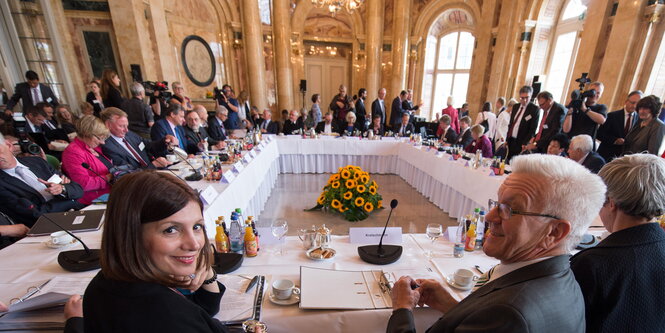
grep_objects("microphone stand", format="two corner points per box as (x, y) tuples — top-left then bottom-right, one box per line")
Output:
(358, 199), (403, 265)
(169, 146), (203, 181)
(41, 214), (101, 272)
(81, 162), (111, 186)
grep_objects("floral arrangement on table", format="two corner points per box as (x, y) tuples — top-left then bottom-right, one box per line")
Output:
(308, 165), (383, 221)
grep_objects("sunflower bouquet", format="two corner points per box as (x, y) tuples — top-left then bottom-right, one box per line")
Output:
(308, 165), (383, 221)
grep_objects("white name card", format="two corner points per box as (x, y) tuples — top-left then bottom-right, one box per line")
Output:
(242, 154), (253, 164)
(200, 185), (219, 205)
(221, 170), (235, 183)
(349, 227), (403, 244)
(256, 227), (284, 245)
(249, 150), (256, 158)
(233, 161), (244, 173)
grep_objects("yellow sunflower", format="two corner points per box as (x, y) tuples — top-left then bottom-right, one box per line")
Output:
(364, 202), (374, 213)
(341, 169), (351, 179)
(356, 185), (366, 193)
(360, 175), (369, 184)
(353, 172), (362, 180)
(343, 191), (353, 200)
(369, 186), (377, 195)
(377, 200), (383, 208)
(345, 179), (356, 189)
(332, 181), (340, 189)
(355, 197), (365, 207)
(342, 206), (349, 212)
(317, 194), (325, 205)
(331, 199), (341, 209)
(338, 206), (345, 213)
(331, 174), (340, 181)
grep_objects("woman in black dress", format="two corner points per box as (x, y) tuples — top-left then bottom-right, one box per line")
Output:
(100, 69), (124, 109)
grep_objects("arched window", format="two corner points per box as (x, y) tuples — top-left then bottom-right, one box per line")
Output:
(422, 31), (475, 118)
(543, 0), (587, 103)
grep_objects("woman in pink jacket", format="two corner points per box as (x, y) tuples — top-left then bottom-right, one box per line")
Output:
(61, 116), (112, 205)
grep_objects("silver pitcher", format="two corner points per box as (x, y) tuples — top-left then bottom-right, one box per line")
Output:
(316, 224), (332, 249)
(298, 226), (317, 249)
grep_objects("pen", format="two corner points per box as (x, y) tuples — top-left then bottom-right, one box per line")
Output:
(474, 265), (484, 275)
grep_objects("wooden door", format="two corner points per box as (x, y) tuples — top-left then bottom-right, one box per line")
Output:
(304, 56), (350, 114)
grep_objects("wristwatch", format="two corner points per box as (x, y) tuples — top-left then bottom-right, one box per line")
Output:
(202, 269), (217, 285)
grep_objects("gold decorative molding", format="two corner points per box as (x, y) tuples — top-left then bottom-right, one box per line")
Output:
(644, 4), (664, 24)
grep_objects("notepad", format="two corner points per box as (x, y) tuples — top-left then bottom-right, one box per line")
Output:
(214, 275), (265, 325)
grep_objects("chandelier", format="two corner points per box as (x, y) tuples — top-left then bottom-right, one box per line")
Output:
(311, 0), (364, 16)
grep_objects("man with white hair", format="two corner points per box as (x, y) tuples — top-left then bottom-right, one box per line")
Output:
(388, 154), (606, 333)
(122, 82), (154, 139)
(208, 106), (229, 141)
(568, 134), (606, 174)
(194, 105), (209, 128)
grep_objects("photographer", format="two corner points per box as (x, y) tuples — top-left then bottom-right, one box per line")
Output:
(145, 81), (170, 122)
(563, 81), (607, 144)
(215, 84), (240, 130)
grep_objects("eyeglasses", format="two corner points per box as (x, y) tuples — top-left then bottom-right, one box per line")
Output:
(488, 199), (561, 221)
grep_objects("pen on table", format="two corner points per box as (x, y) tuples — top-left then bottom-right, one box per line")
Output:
(245, 275), (259, 293)
(474, 265), (484, 275)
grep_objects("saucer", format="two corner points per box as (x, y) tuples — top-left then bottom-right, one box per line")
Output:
(305, 247), (336, 261)
(445, 275), (473, 291)
(44, 238), (78, 249)
(268, 292), (300, 305)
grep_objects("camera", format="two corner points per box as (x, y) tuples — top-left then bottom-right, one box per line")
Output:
(142, 81), (172, 100)
(14, 126), (41, 155)
(213, 87), (225, 101)
(567, 73), (596, 112)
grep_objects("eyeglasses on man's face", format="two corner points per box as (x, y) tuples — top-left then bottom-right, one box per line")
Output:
(487, 199), (561, 221)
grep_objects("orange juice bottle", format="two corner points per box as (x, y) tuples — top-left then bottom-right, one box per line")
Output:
(215, 217), (230, 253)
(244, 226), (258, 257)
(464, 224), (476, 252)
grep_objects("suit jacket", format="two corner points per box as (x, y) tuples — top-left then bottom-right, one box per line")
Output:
(455, 128), (473, 147)
(355, 98), (368, 131)
(571, 223), (665, 333)
(581, 151), (606, 174)
(508, 102), (539, 147)
(282, 118), (304, 135)
(208, 116), (228, 142)
(183, 126), (217, 155)
(6, 82), (59, 114)
(150, 119), (186, 155)
(102, 132), (164, 169)
(597, 109), (636, 161)
(315, 121), (340, 134)
(395, 123), (415, 137)
(369, 124), (385, 136)
(387, 255), (585, 333)
(103, 86), (124, 109)
(440, 127), (458, 144)
(624, 118), (665, 156)
(257, 118), (279, 134)
(0, 156), (83, 227)
(390, 97), (405, 127)
(535, 102), (567, 153)
(371, 98), (387, 126)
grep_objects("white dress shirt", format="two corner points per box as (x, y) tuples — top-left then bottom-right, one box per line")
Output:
(4, 160), (53, 201)
(31, 86), (43, 105)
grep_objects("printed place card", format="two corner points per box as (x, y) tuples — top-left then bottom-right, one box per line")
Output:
(349, 227), (403, 244)
(200, 185), (219, 205)
(221, 170), (235, 183)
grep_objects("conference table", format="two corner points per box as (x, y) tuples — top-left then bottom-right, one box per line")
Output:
(0, 135), (508, 332)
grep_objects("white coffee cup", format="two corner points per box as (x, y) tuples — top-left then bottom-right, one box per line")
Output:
(453, 268), (478, 287)
(166, 154), (178, 162)
(272, 279), (300, 300)
(50, 231), (73, 245)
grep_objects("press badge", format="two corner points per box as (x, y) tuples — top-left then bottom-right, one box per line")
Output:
(138, 142), (145, 150)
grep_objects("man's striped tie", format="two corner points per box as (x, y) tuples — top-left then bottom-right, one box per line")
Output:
(472, 266), (496, 292)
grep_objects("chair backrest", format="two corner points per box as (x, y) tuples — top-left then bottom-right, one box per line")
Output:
(45, 154), (61, 171)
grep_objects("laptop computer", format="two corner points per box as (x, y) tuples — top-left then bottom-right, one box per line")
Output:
(28, 210), (105, 236)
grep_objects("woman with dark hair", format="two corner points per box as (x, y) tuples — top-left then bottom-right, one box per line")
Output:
(624, 95), (665, 155)
(474, 101), (496, 140)
(55, 105), (78, 135)
(100, 69), (124, 109)
(86, 80), (105, 117)
(65, 171), (231, 332)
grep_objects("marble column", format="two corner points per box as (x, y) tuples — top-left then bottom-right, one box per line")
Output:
(147, 0), (177, 82)
(241, 0), (268, 111)
(389, 0), (410, 107)
(365, 0), (384, 103)
(569, 0), (613, 87)
(486, 0), (519, 103)
(467, 0), (498, 117)
(273, 0), (294, 111)
(597, 0), (647, 110)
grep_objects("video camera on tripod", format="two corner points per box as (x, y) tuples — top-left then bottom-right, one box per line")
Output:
(567, 73), (596, 113)
(142, 81), (172, 100)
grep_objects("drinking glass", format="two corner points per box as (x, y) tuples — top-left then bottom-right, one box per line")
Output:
(426, 223), (443, 258)
(271, 219), (288, 255)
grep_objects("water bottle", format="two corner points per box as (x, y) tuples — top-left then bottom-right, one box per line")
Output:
(453, 217), (466, 258)
(475, 211), (485, 250)
(229, 215), (244, 254)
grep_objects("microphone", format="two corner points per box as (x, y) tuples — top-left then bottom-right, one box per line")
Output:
(168, 146), (203, 181)
(358, 199), (403, 265)
(40, 214), (101, 272)
(81, 162), (111, 186)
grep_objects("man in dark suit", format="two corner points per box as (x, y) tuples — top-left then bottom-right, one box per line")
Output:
(395, 113), (415, 137)
(401, 89), (422, 123)
(257, 109), (279, 134)
(0, 134), (83, 227)
(389, 90), (408, 130)
(523, 91), (567, 154)
(388, 154), (606, 333)
(569, 134), (605, 174)
(183, 110), (222, 155)
(438, 115), (458, 144)
(455, 116), (474, 148)
(506, 86), (539, 162)
(354, 88), (369, 132)
(596, 90), (642, 162)
(371, 88), (387, 127)
(208, 107), (229, 141)
(571, 154), (665, 333)
(100, 107), (172, 170)
(150, 104), (187, 156)
(5, 70), (59, 116)
(315, 112), (340, 135)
